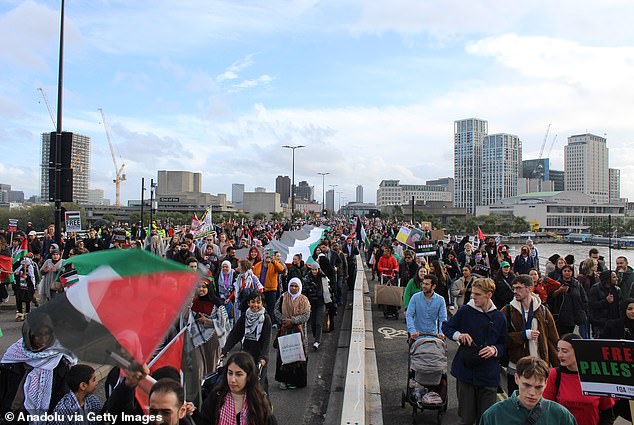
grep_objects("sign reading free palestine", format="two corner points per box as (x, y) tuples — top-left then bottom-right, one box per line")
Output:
(571, 339), (634, 399)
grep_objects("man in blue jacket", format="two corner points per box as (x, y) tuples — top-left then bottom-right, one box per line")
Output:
(442, 278), (507, 425)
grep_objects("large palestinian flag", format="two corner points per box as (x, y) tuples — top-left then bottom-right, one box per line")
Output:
(25, 249), (199, 366)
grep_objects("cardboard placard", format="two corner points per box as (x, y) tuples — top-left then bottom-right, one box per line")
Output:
(8, 219), (18, 232)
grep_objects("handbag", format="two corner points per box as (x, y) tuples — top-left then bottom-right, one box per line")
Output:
(458, 343), (486, 367)
(278, 332), (306, 364)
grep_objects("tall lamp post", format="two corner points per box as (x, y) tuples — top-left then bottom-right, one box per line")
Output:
(53, 0), (66, 245)
(336, 191), (343, 214)
(282, 145), (305, 219)
(317, 172), (330, 213)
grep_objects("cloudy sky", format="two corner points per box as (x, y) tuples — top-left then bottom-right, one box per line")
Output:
(1, 0), (633, 205)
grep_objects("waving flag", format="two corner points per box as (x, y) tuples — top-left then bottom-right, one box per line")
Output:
(12, 237), (28, 264)
(0, 253), (14, 285)
(26, 249), (199, 366)
(477, 227), (485, 242)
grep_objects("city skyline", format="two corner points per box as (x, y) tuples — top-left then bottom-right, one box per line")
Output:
(2, 2), (634, 204)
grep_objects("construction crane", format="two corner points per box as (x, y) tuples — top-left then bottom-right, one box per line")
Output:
(546, 134), (558, 158)
(98, 108), (126, 206)
(37, 87), (56, 129)
(531, 123), (551, 179)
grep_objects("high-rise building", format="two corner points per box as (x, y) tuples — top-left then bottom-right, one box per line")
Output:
(40, 132), (91, 204)
(609, 168), (621, 202)
(157, 171), (202, 195)
(326, 189), (335, 211)
(564, 133), (609, 203)
(549, 170), (565, 191)
(296, 181), (313, 202)
(481, 133), (522, 206)
(0, 184), (11, 203)
(355, 185), (363, 203)
(275, 176), (291, 204)
(454, 118), (488, 214)
(232, 183), (245, 206)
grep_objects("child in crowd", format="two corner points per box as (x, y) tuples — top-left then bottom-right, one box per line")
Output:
(52, 364), (103, 425)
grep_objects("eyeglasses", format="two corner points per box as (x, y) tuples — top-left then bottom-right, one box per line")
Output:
(512, 286), (527, 292)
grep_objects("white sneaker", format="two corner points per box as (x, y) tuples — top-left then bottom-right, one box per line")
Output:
(313, 341), (320, 350)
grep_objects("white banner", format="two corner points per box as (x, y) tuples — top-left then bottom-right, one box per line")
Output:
(65, 211), (82, 232)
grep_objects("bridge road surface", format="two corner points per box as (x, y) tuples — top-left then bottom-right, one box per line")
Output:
(0, 289), (351, 425)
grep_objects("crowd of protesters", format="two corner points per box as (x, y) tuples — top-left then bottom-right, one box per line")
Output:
(360, 219), (634, 425)
(0, 216), (364, 424)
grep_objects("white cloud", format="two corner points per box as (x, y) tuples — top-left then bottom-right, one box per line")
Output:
(231, 74), (273, 90)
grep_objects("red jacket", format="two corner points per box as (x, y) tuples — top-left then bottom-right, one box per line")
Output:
(377, 255), (398, 276)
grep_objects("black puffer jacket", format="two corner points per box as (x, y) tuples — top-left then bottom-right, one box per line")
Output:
(588, 283), (621, 330)
(548, 278), (588, 327)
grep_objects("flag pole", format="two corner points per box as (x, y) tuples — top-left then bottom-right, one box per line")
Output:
(148, 326), (188, 369)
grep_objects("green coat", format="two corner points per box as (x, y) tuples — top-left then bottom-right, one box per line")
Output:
(480, 391), (576, 425)
(403, 278), (421, 310)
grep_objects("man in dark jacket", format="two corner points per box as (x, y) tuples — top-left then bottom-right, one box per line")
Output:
(616, 256), (634, 299)
(442, 278), (507, 425)
(84, 228), (102, 252)
(588, 270), (622, 338)
(344, 237), (359, 289)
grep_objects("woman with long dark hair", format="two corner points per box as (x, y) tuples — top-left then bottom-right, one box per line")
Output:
(429, 260), (449, 307)
(403, 265), (428, 311)
(542, 333), (615, 425)
(199, 351), (277, 425)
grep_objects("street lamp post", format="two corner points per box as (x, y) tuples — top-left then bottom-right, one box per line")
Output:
(336, 191), (343, 214)
(282, 145), (305, 219)
(317, 172), (330, 213)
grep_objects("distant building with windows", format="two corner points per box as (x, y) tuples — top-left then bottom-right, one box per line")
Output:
(275, 176), (291, 204)
(476, 191), (624, 232)
(454, 118), (488, 214)
(232, 183), (244, 207)
(481, 133), (522, 206)
(355, 185), (363, 203)
(609, 168), (621, 203)
(565, 133), (609, 204)
(40, 132), (91, 204)
(376, 180), (452, 207)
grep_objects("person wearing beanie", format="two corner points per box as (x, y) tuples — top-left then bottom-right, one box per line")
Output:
(588, 270), (622, 338)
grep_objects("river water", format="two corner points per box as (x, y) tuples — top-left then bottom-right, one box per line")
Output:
(507, 242), (631, 271)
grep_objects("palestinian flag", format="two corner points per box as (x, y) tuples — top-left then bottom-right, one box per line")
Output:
(0, 253), (14, 284)
(12, 237), (28, 265)
(25, 249), (199, 367)
(355, 217), (370, 248)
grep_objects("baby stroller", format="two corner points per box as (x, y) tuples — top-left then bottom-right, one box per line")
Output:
(401, 334), (448, 424)
(380, 270), (401, 319)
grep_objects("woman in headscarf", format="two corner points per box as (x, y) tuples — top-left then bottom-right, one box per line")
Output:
(222, 291), (272, 396)
(216, 260), (236, 315)
(228, 260), (263, 322)
(192, 279), (227, 375)
(274, 277), (311, 390)
(0, 311), (76, 416)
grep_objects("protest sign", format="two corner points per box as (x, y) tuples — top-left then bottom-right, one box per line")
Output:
(65, 211), (82, 232)
(571, 339), (634, 400)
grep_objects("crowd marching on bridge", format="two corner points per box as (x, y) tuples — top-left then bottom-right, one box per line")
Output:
(0, 215), (633, 424)
(362, 219), (634, 425)
(0, 217), (360, 424)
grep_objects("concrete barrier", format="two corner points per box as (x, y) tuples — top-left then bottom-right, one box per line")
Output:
(340, 256), (383, 425)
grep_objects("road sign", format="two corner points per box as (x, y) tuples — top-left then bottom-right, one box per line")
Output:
(7, 219), (18, 232)
(571, 339), (634, 399)
(65, 211), (82, 232)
